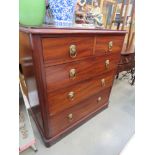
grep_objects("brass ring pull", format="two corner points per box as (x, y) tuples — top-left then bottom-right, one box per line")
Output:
(67, 113), (73, 120)
(108, 41), (113, 52)
(97, 97), (102, 103)
(68, 91), (75, 100)
(101, 78), (105, 86)
(69, 45), (77, 58)
(69, 68), (76, 78)
(105, 60), (110, 69)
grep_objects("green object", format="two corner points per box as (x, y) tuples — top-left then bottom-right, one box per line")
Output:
(19, 0), (46, 26)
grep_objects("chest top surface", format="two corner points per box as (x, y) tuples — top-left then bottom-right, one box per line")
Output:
(19, 25), (127, 35)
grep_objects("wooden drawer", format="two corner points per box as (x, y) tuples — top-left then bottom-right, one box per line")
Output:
(45, 54), (119, 92)
(95, 35), (124, 55)
(48, 88), (111, 137)
(48, 71), (115, 116)
(42, 36), (94, 64)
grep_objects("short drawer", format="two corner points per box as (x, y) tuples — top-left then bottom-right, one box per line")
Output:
(42, 36), (94, 64)
(45, 54), (119, 92)
(48, 71), (115, 116)
(48, 88), (110, 137)
(95, 35), (124, 55)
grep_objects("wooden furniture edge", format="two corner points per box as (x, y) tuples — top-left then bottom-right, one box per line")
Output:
(30, 102), (109, 147)
(19, 26), (127, 35)
(20, 27), (126, 147)
(29, 34), (50, 137)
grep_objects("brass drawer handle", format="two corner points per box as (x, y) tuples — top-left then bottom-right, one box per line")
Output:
(105, 59), (110, 69)
(97, 96), (102, 103)
(69, 45), (77, 58)
(67, 113), (73, 120)
(68, 91), (75, 100)
(101, 78), (105, 86)
(108, 41), (113, 52)
(69, 68), (76, 78)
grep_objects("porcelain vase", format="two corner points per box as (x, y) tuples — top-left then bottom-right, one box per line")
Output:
(48, 0), (77, 27)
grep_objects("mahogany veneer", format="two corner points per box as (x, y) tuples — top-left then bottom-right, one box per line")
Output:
(42, 36), (94, 63)
(19, 26), (126, 147)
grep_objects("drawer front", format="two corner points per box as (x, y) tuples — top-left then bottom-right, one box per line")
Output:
(42, 36), (94, 64)
(48, 88), (111, 137)
(45, 54), (119, 92)
(48, 71), (115, 116)
(95, 35), (124, 55)
(94, 53), (120, 75)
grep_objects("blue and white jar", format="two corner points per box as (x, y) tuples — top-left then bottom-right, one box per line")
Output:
(48, 0), (77, 27)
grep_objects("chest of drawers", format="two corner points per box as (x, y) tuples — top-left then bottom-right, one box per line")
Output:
(19, 26), (126, 147)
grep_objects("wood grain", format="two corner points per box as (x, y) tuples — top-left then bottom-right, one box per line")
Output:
(45, 53), (119, 92)
(48, 88), (111, 137)
(19, 26), (127, 35)
(19, 32), (45, 132)
(19, 26), (126, 146)
(42, 36), (94, 64)
(95, 35), (125, 55)
(48, 70), (115, 116)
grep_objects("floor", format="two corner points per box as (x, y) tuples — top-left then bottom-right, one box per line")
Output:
(20, 75), (135, 155)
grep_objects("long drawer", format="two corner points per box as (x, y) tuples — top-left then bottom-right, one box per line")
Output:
(48, 88), (111, 137)
(45, 53), (120, 92)
(48, 70), (115, 116)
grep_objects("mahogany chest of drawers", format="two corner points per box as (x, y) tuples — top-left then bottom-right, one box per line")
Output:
(19, 26), (126, 147)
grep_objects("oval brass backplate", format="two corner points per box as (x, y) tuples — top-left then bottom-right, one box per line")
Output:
(67, 113), (73, 120)
(105, 59), (110, 69)
(101, 78), (105, 86)
(108, 41), (113, 52)
(68, 91), (75, 100)
(97, 96), (102, 103)
(69, 45), (77, 58)
(69, 68), (76, 78)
